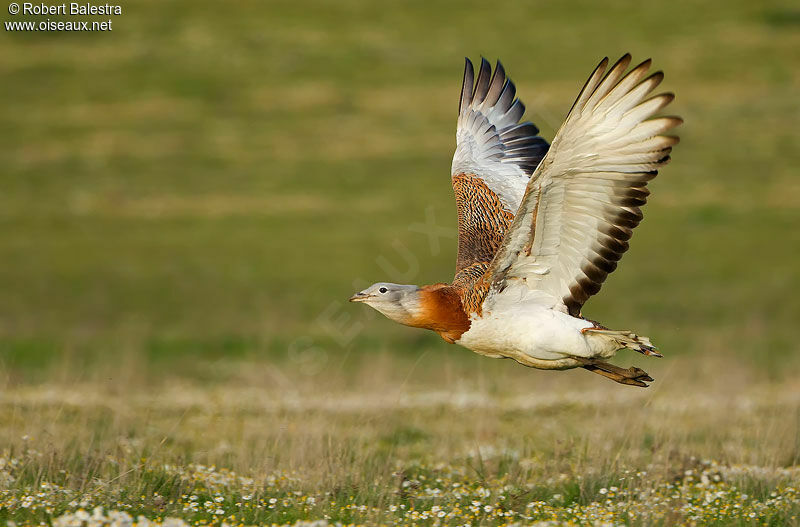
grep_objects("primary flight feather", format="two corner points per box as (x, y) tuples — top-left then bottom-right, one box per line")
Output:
(350, 54), (681, 387)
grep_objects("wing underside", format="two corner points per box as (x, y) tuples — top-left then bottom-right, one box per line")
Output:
(479, 54), (681, 316)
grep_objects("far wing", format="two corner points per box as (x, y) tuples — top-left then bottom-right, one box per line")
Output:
(482, 54), (681, 316)
(451, 58), (549, 287)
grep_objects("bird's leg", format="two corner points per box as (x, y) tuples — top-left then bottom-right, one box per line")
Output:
(576, 359), (654, 388)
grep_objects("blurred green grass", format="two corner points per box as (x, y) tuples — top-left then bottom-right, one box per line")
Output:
(1, 0), (799, 383)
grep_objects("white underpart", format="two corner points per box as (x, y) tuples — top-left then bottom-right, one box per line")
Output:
(455, 284), (617, 363)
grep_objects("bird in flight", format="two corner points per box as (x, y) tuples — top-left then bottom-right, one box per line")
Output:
(350, 54), (681, 387)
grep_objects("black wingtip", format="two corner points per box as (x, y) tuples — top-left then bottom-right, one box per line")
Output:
(463, 56), (474, 76)
(635, 58), (653, 71)
(494, 60), (506, 81)
(460, 58), (476, 114)
(608, 54), (632, 75)
(473, 57), (493, 102)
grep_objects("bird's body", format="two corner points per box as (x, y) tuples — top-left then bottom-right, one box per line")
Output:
(457, 297), (607, 365)
(351, 54), (680, 387)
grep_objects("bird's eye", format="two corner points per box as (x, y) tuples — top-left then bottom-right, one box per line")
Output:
(379, 287), (388, 293)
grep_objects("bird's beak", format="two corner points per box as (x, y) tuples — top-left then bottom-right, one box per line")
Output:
(349, 292), (372, 303)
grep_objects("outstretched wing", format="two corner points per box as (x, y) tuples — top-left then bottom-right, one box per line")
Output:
(480, 54), (681, 316)
(451, 58), (549, 287)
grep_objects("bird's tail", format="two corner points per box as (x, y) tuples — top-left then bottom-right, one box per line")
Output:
(581, 328), (662, 357)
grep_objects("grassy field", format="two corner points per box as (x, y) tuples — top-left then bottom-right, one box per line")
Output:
(1, 0), (800, 525)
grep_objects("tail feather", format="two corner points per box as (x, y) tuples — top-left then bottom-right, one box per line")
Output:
(582, 328), (662, 357)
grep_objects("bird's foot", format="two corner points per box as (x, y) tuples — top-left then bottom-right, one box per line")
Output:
(578, 359), (654, 388)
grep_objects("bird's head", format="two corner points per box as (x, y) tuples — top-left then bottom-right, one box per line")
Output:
(349, 282), (422, 325)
